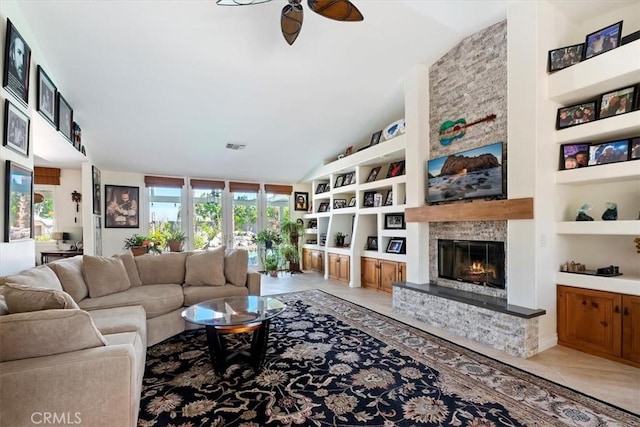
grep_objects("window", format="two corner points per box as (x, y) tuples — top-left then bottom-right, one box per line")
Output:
(33, 188), (55, 241)
(148, 186), (182, 247)
(232, 192), (259, 266)
(266, 193), (290, 231)
(193, 189), (223, 250)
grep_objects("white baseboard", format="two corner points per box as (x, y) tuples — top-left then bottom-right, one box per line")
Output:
(538, 334), (558, 353)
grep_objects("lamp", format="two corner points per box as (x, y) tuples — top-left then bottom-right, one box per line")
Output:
(51, 232), (70, 249)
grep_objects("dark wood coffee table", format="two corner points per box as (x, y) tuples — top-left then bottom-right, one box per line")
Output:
(181, 296), (286, 375)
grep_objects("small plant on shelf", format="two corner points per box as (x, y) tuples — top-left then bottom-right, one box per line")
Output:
(335, 232), (347, 247)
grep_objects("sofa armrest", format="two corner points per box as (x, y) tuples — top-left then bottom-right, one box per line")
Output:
(247, 270), (261, 295)
(0, 344), (140, 427)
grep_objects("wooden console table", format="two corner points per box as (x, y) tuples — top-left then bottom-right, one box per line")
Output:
(41, 250), (83, 265)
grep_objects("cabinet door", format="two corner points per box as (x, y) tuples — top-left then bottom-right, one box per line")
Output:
(311, 250), (323, 272)
(379, 260), (399, 293)
(622, 295), (640, 363)
(302, 249), (311, 271)
(338, 255), (350, 283)
(398, 262), (406, 282)
(361, 258), (379, 290)
(327, 254), (339, 280)
(557, 286), (622, 357)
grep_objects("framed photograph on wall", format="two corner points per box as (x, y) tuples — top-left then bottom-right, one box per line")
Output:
(56, 93), (73, 142)
(598, 85), (637, 119)
(584, 21), (622, 60)
(630, 137), (640, 160)
(366, 236), (378, 250)
(548, 43), (584, 72)
(556, 101), (597, 130)
(559, 143), (590, 170)
(36, 66), (56, 126)
(3, 19), (31, 106)
(588, 140), (629, 166)
(386, 238), (406, 254)
(105, 185), (139, 228)
(294, 191), (308, 211)
(4, 160), (33, 242)
(3, 99), (30, 157)
(92, 166), (102, 215)
(385, 213), (405, 229)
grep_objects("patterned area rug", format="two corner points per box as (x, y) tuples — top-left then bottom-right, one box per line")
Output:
(138, 290), (639, 426)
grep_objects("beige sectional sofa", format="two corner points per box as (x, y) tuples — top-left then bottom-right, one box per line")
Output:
(0, 247), (260, 427)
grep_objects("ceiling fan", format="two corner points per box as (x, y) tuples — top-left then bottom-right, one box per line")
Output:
(216, 0), (364, 45)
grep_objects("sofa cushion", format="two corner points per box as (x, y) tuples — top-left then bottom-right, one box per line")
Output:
(0, 265), (63, 291)
(82, 255), (131, 298)
(185, 247), (226, 286)
(48, 256), (89, 302)
(113, 252), (142, 287)
(4, 284), (79, 313)
(135, 253), (187, 285)
(78, 284), (184, 319)
(183, 284), (248, 306)
(225, 248), (248, 287)
(0, 309), (107, 362)
(0, 295), (8, 315)
(89, 306), (147, 348)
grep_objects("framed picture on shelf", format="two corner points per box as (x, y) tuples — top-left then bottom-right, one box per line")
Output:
(588, 140), (629, 166)
(556, 101), (597, 130)
(56, 93), (73, 141)
(334, 175), (344, 188)
(366, 166), (381, 183)
(374, 193), (383, 207)
(548, 43), (584, 72)
(363, 191), (375, 208)
(105, 185), (139, 228)
(384, 190), (393, 206)
(343, 172), (354, 185)
(315, 183), (326, 194)
(366, 236), (378, 250)
(348, 197), (356, 207)
(308, 218), (317, 229)
(370, 130), (382, 146)
(92, 165), (102, 215)
(630, 137), (640, 160)
(584, 21), (622, 60)
(333, 199), (347, 209)
(318, 202), (329, 213)
(598, 85), (636, 119)
(385, 213), (405, 229)
(386, 238), (406, 254)
(386, 160), (405, 178)
(294, 191), (308, 211)
(3, 99), (30, 157)
(3, 19), (31, 106)
(36, 66), (56, 126)
(344, 146), (353, 156)
(560, 143), (590, 170)
(4, 160), (33, 242)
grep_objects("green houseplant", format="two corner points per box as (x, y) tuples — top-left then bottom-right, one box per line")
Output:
(335, 232), (347, 247)
(263, 253), (279, 277)
(255, 229), (282, 249)
(123, 234), (161, 256)
(166, 229), (187, 252)
(280, 217), (305, 272)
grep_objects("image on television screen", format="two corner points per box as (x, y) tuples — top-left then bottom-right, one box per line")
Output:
(426, 141), (503, 203)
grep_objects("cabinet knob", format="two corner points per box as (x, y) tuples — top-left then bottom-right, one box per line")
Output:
(582, 300), (587, 305)
(614, 306), (620, 314)
(591, 302), (599, 309)
(624, 307), (629, 316)
(600, 321), (608, 327)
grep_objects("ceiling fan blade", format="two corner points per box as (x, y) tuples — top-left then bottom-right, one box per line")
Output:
(307, 0), (363, 21)
(281, 3), (304, 45)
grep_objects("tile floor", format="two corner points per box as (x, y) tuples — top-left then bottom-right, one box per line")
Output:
(261, 271), (640, 414)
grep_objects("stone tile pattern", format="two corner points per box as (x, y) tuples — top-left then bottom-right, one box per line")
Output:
(394, 287), (539, 358)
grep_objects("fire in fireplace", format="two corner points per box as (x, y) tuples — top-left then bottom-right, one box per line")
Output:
(438, 239), (505, 289)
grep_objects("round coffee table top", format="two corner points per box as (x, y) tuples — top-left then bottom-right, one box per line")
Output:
(182, 296), (286, 327)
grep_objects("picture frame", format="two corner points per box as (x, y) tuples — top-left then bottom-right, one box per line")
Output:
(630, 137), (640, 160)
(370, 130), (382, 146)
(343, 172), (354, 186)
(333, 199), (347, 209)
(386, 238), (406, 254)
(308, 218), (318, 229)
(94, 215), (102, 256)
(598, 85), (637, 119)
(294, 191), (308, 211)
(3, 99), (30, 157)
(56, 93), (73, 142)
(345, 146), (353, 156)
(4, 160), (33, 242)
(559, 143), (590, 170)
(3, 19), (31, 106)
(363, 191), (375, 208)
(374, 193), (383, 207)
(366, 166), (381, 183)
(334, 175), (344, 188)
(105, 185), (139, 228)
(584, 21), (622, 60)
(36, 66), (56, 126)
(318, 202), (329, 213)
(315, 183), (325, 194)
(385, 213), (405, 229)
(384, 190), (393, 206)
(587, 139), (629, 166)
(548, 43), (584, 72)
(348, 197), (356, 207)
(92, 165), (102, 215)
(386, 160), (405, 178)
(556, 101), (597, 130)
(366, 236), (378, 251)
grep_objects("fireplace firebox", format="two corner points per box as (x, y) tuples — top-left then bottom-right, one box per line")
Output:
(438, 239), (505, 289)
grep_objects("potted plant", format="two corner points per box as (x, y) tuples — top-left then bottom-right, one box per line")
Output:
(280, 243), (301, 272)
(335, 232), (347, 247)
(166, 229), (187, 252)
(255, 229), (282, 250)
(280, 218), (305, 272)
(263, 253), (279, 277)
(123, 234), (147, 256)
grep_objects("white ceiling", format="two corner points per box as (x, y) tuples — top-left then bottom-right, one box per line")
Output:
(17, 1), (512, 183)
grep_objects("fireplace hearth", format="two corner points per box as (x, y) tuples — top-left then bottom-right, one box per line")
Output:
(438, 239), (505, 289)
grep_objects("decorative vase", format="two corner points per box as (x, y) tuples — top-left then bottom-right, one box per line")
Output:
(601, 202), (618, 221)
(336, 236), (345, 247)
(130, 246), (146, 257)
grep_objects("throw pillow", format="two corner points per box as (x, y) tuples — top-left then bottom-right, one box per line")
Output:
(113, 253), (143, 287)
(135, 252), (187, 285)
(4, 283), (79, 313)
(48, 256), (89, 302)
(185, 246), (226, 286)
(0, 265), (63, 291)
(224, 248), (248, 287)
(82, 255), (131, 298)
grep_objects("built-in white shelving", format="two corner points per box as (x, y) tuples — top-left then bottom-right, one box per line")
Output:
(555, 111), (640, 145)
(32, 114), (86, 168)
(556, 272), (640, 296)
(555, 160), (640, 185)
(556, 220), (640, 235)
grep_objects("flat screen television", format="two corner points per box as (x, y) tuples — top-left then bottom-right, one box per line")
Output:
(426, 141), (504, 204)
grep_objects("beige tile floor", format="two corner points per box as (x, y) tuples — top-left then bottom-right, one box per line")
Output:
(261, 271), (640, 415)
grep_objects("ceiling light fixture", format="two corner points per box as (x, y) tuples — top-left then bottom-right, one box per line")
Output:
(226, 143), (247, 150)
(216, 0), (363, 45)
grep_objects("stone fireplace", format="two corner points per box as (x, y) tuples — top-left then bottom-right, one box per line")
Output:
(438, 239), (505, 289)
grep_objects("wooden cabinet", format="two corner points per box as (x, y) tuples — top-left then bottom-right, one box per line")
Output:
(328, 253), (349, 283)
(361, 257), (405, 293)
(302, 249), (324, 273)
(557, 285), (638, 367)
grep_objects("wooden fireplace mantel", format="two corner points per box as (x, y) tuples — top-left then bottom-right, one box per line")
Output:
(405, 198), (534, 223)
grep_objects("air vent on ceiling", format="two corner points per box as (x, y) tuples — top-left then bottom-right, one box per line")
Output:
(226, 143), (246, 151)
